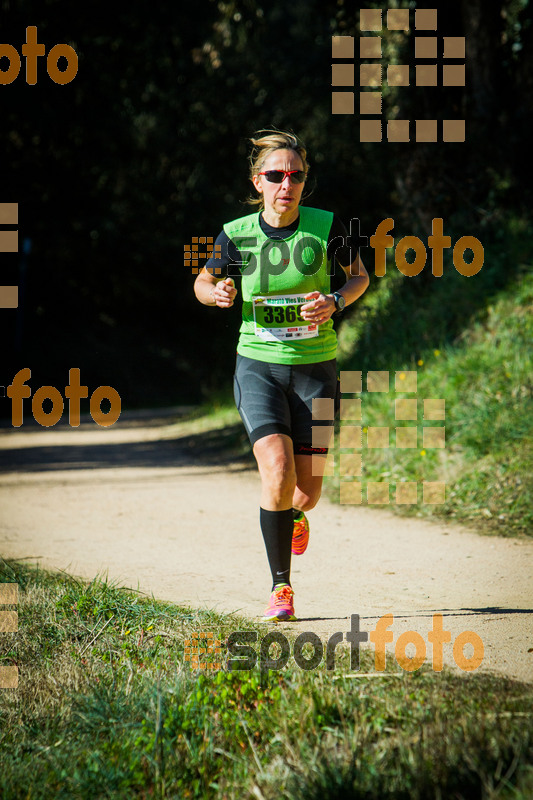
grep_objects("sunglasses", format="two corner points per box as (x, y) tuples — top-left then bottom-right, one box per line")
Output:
(258, 169), (306, 184)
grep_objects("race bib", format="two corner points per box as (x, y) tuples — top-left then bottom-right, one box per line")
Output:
(252, 294), (318, 342)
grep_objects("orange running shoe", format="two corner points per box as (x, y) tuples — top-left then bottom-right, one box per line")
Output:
(262, 584), (296, 622)
(291, 512), (310, 555)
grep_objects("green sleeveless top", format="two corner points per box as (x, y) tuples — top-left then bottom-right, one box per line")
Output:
(223, 206), (337, 365)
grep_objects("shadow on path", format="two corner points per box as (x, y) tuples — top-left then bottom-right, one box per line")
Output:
(363, 606), (533, 620)
(0, 414), (255, 474)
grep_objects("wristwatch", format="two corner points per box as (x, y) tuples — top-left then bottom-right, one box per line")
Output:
(332, 292), (346, 313)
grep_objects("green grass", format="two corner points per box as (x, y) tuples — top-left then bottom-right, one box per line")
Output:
(1, 559), (532, 799)
(161, 400), (253, 466)
(330, 270), (533, 537)
(166, 401), (242, 436)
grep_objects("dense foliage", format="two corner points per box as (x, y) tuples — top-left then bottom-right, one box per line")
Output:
(1, 0), (531, 406)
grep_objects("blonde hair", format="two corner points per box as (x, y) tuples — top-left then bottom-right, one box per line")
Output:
(247, 129), (309, 207)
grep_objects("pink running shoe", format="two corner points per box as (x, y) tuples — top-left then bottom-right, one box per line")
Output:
(262, 584), (296, 622)
(291, 512), (310, 555)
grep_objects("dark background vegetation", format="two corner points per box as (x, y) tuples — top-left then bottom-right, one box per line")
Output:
(1, 0), (531, 410)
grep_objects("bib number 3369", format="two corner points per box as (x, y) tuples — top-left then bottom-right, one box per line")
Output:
(262, 305), (303, 324)
(253, 294), (318, 342)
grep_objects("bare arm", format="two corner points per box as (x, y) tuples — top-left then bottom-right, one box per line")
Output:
(300, 253), (370, 324)
(194, 267), (237, 308)
(336, 253), (370, 306)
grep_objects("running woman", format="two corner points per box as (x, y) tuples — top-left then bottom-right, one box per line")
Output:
(194, 130), (369, 621)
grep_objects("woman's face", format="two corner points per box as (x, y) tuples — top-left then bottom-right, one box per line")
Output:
(252, 148), (306, 218)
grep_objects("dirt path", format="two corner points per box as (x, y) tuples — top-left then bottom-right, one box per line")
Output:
(1, 409), (532, 683)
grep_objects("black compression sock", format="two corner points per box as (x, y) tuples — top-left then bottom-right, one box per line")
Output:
(260, 507), (293, 590)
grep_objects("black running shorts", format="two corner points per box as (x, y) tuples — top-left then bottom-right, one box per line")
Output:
(233, 354), (339, 451)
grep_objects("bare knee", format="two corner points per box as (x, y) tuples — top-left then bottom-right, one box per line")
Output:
(301, 494), (320, 512)
(261, 453), (296, 499)
(293, 487), (321, 512)
(254, 435), (296, 508)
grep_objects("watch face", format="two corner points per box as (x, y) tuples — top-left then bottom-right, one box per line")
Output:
(335, 293), (345, 310)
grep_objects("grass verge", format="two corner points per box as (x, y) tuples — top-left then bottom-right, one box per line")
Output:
(1, 559), (532, 799)
(330, 271), (533, 537)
